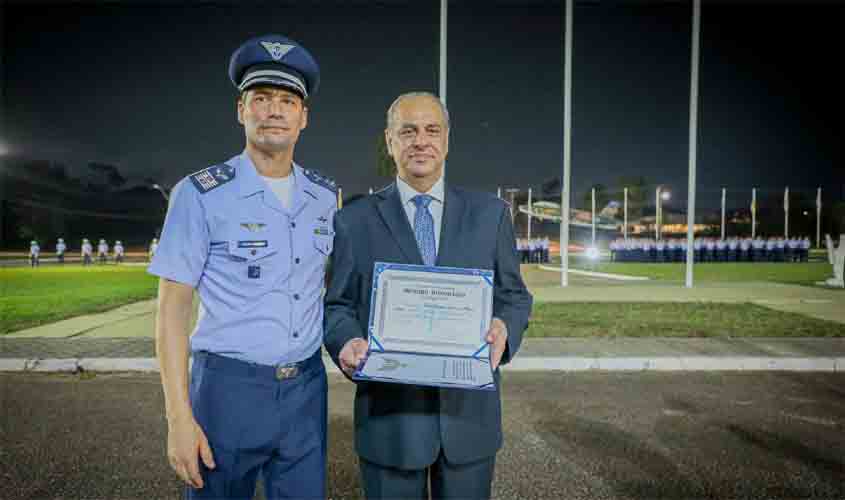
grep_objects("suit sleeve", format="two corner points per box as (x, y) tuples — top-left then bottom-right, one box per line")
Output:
(493, 204), (533, 365)
(323, 210), (365, 371)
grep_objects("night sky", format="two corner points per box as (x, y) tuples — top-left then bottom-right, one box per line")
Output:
(1, 0), (842, 211)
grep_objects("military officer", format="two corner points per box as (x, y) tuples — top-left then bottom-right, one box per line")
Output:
(113, 240), (125, 264)
(97, 239), (109, 264)
(29, 240), (40, 267)
(55, 237), (67, 264)
(149, 237), (159, 261)
(149, 35), (334, 500)
(81, 238), (93, 266)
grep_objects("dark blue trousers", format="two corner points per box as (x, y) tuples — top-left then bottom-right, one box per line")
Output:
(360, 450), (496, 500)
(187, 350), (327, 500)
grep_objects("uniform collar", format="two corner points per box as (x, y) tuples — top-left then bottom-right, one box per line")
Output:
(235, 151), (319, 201)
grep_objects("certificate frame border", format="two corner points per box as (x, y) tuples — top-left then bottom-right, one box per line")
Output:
(367, 262), (494, 357)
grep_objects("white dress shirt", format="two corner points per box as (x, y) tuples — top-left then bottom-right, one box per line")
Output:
(396, 175), (445, 253)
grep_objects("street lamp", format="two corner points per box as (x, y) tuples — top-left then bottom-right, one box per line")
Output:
(504, 188), (520, 222)
(151, 183), (170, 201)
(656, 187), (671, 239)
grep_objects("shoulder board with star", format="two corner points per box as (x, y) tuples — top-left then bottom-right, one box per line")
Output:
(303, 168), (338, 194)
(189, 163), (236, 194)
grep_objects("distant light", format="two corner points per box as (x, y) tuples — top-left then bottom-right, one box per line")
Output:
(661, 191), (671, 201)
(802, 211), (809, 216)
(586, 247), (600, 260)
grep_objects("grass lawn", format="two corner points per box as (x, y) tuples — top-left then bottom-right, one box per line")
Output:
(571, 261), (833, 285)
(0, 265), (158, 334)
(527, 302), (845, 338)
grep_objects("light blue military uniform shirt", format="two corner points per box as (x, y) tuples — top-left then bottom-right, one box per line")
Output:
(148, 152), (337, 366)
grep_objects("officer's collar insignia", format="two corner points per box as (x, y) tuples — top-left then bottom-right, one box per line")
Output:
(240, 223), (266, 232)
(189, 163), (236, 194)
(260, 41), (295, 61)
(303, 168), (338, 194)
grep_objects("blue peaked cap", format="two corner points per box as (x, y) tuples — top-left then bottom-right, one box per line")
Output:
(228, 34), (320, 98)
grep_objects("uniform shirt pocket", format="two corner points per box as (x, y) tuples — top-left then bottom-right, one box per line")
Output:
(228, 239), (277, 262)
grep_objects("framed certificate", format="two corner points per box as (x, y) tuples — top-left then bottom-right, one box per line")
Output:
(352, 262), (495, 391)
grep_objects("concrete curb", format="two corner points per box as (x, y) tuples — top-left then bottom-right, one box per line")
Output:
(538, 265), (650, 281)
(3, 356), (845, 373)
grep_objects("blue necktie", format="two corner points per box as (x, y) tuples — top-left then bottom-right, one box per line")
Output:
(411, 195), (436, 266)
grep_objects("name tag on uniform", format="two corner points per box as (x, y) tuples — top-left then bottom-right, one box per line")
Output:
(313, 226), (330, 236)
(238, 240), (268, 248)
(248, 265), (261, 279)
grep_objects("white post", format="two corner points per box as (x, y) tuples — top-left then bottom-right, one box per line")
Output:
(497, 186), (501, 199)
(439, 0), (447, 105)
(439, 0), (448, 177)
(561, 0), (573, 287)
(623, 187), (629, 240)
(527, 187), (533, 240)
(655, 187), (661, 240)
(816, 187), (822, 248)
(784, 186), (790, 239)
(591, 187), (596, 247)
(368, 187), (373, 195)
(721, 187), (726, 240)
(751, 187), (757, 239)
(685, 0), (701, 289)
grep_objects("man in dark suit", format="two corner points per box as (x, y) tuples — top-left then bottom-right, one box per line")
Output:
(324, 92), (533, 500)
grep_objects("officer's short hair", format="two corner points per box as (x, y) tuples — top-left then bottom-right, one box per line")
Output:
(386, 92), (450, 132)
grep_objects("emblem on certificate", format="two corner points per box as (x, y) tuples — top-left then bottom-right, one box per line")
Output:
(352, 262), (495, 391)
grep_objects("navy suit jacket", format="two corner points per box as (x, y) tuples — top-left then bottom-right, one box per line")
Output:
(324, 182), (532, 469)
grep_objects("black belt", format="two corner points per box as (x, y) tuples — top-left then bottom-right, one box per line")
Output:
(195, 349), (322, 381)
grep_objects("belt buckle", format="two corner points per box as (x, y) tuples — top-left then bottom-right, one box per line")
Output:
(275, 364), (299, 380)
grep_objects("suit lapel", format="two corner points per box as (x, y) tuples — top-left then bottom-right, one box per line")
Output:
(376, 184), (425, 264)
(436, 186), (464, 267)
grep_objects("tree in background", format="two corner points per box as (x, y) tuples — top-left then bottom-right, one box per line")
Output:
(376, 133), (395, 179)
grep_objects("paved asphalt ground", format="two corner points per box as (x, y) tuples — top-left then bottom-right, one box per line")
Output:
(3, 371), (845, 500)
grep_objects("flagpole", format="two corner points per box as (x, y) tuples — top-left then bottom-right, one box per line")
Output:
(751, 187), (757, 239)
(623, 187), (628, 240)
(527, 187), (533, 240)
(561, 0), (573, 287)
(439, 0), (447, 105)
(721, 187), (726, 240)
(685, 0), (701, 289)
(816, 187), (822, 248)
(784, 186), (789, 239)
(591, 187), (596, 247)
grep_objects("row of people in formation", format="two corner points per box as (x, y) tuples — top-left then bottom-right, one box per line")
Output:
(609, 236), (812, 263)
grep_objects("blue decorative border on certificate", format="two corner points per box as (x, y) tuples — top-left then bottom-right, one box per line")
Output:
(367, 262), (494, 358)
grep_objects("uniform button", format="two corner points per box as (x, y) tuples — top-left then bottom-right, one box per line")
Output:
(295, 257), (301, 264)
(293, 331), (299, 338)
(291, 222), (296, 228)
(250, 249), (257, 256)
(294, 294), (300, 300)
